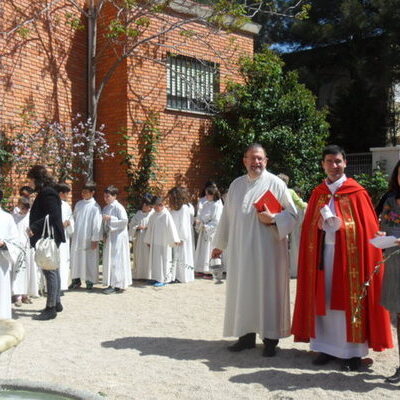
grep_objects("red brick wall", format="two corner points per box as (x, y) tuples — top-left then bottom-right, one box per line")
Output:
(0, 0), (87, 205)
(95, 5), (255, 206)
(1, 1), (255, 208)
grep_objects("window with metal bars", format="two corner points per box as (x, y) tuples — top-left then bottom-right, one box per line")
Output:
(167, 54), (219, 113)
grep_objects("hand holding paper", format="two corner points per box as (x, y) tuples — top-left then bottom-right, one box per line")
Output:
(370, 235), (400, 249)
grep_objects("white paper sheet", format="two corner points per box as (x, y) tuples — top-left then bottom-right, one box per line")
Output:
(370, 236), (399, 249)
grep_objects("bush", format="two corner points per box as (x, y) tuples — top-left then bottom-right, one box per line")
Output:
(354, 169), (389, 206)
(211, 48), (329, 196)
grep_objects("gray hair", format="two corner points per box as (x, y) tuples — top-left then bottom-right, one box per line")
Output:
(244, 143), (267, 157)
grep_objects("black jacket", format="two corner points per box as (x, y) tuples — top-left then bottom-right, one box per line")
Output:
(29, 186), (66, 248)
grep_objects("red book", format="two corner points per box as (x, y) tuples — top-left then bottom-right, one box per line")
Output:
(253, 190), (283, 213)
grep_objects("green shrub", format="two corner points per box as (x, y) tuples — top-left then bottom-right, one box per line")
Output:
(354, 169), (389, 206)
(211, 48), (329, 196)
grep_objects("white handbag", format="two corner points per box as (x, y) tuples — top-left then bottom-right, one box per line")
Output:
(34, 214), (60, 270)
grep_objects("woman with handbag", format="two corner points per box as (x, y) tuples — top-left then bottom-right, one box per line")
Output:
(27, 165), (65, 320)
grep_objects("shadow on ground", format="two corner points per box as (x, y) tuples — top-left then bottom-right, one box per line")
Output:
(101, 336), (398, 393)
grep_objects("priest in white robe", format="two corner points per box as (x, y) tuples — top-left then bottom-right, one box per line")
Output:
(212, 144), (297, 357)
(0, 201), (22, 319)
(102, 186), (132, 293)
(70, 184), (102, 290)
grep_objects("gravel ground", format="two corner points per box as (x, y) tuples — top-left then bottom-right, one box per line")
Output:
(0, 278), (399, 400)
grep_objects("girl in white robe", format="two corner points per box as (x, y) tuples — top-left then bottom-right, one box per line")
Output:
(57, 184), (75, 291)
(144, 197), (180, 286)
(0, 199), (21, 319)
(12, 198), (38, 304)
(168, 187), (194, 283)
(102, 186), (132, 293)
(194, 186), (223, 274)
(129, 197), (154, 280)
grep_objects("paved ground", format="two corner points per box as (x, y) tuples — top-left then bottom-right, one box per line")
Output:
(0, 278), (399, 400)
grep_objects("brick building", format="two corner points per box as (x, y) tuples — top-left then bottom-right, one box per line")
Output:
(0, 1), (259, 207)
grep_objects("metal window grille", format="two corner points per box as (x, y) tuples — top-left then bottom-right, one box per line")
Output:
(346, 152), (373, 177)
(167, 55), (219, 113)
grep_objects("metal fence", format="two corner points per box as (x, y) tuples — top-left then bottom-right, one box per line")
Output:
(346, 152), (373, 177)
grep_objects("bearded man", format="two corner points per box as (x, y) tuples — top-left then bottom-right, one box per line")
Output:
(212, 143), (297, 356)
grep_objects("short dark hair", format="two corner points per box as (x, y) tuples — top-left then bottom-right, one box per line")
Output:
(104, 185), (119, 196)
(83, 182), (96, 192)
(153, 196), (164, 206)
(18, 197), (31, 210)
(244, 143), (267, 157)
(322, 145), (346, 161)
(27, 165), (56, 191)
(19, 186), (34, 196)
(205, 186), (221, 201)
(55, 183), (71, 194)
(200, 181), (217, 198)
(142, 193), (155, 206)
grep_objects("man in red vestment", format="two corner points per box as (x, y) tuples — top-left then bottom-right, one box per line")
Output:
(292, 145), (393, 371)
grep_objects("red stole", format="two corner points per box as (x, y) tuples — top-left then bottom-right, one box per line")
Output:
(291, 178), (393, 351)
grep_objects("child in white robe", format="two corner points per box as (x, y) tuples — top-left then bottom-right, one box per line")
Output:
(194, 186), (223, 277)
(12, 197), (38, 305)
(70, 182), (102, 290)
(144, 197), (180, 287)
(56, 183), (75, 291)
(168, 187), (194, 283)
(12, 186), (34, 215)
(0, 190), (21, 319)
(102, 185), (132, 294)
(129, 194), (154, 280)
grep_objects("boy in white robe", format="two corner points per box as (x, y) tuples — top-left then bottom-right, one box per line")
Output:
(129, 194), (154, 281)
(144, 197), (180, 287)
(0, 190), (22, 319)
(102, 185), (132, 294)
(69, 182), (102, 290)
(168, 187), (195, 283)
(12, 186), (34, 215)
(56, 183), (74, 291)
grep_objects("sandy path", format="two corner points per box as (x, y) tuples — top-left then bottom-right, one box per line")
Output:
(0, 278), (399, 400)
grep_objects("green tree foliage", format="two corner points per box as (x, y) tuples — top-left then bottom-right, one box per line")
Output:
(264, 0), (400, 150)
(354, 169), (389, 206)
(211, 48), (329, 194)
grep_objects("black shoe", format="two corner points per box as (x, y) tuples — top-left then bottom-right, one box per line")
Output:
(103, 286), (121, 294)
(262, 338), (279, 357)
(227, 333), (256, 352)
(342, 357), (361, 371)
(68, 279), (81, 290)
(312, 353), (337, 366)
(33, 307), (57, 320)
(86, 281), (94, 290)
(55, 302), (63, 312)
(386, 367), (400, 383)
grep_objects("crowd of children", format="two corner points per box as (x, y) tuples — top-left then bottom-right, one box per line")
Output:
(0, 180), (225, 319)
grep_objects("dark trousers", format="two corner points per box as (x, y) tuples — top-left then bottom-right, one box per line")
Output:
(43, 269), (61, 307)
